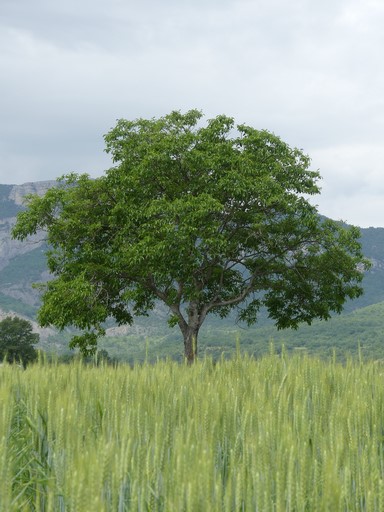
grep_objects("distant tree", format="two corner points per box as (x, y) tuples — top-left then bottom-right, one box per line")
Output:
(0, 316), (38, 367)
(57, 349), (114, 366)
(94, 349), (114, 365)
(12, 110), (369, 362)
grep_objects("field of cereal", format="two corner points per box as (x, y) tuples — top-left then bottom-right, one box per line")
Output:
(1, 351), (384, 511)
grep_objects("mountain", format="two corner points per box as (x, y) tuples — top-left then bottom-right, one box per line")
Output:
(0, 182), (54, 316)
(0, 180), (384, 360)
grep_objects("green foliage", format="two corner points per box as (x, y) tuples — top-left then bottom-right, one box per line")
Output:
(2, 355), (384, 510)
(12, 110), (369, 360)
(0, 316), (38, 367)
(51, 348), (116, 365)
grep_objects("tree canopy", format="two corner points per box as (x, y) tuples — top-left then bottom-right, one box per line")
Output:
(12, 110), (369, 362)
(0, 316), (38, 367)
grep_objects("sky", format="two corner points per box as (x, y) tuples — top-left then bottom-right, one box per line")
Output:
(1, 0), (384, 228)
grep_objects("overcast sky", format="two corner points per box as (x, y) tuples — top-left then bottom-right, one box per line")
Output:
(1, 0), (384, 227)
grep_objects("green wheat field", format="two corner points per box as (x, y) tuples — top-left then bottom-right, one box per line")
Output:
(1, 350), (384, 511)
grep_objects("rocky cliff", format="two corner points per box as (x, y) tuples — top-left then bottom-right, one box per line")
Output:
(0, 182), (55, 267)
(0, 181), (55, 318)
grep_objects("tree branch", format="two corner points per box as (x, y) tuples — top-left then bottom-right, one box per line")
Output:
(202, 278), (256, 315)
(145, 274), (188, 331)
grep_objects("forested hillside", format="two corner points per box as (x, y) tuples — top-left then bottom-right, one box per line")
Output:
(0, 181), (383, 360)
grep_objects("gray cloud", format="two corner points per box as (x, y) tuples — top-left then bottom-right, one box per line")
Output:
(1, 0), (384, 226)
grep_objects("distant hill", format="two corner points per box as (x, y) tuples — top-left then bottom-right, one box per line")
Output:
(0, 182), (54, 316)
(0, 180), (384, 360)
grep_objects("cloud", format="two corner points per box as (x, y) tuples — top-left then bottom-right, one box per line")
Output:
(310, 143), (384, 227)
(1, 0), (384, 226)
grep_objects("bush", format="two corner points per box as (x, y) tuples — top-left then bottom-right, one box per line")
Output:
(0, 316), (38, 367)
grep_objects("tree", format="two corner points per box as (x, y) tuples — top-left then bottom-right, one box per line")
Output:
(0, 316), (39, 367)
(12, 110), (369, 363)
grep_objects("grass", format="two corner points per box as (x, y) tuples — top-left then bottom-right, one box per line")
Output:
(43, 301), (384, 364)
(1, 350), (384, 510)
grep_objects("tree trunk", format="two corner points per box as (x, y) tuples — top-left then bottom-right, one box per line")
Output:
(183, 325), (200, 364)
(174, 301), (203, 364)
